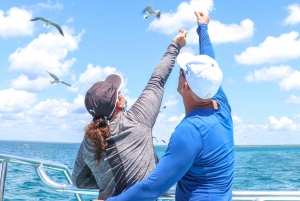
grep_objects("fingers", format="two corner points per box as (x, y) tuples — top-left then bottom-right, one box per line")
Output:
(194, 11), (201, 19)
(178, 29), (187, 37)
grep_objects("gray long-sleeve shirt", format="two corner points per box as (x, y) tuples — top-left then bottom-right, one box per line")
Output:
(71, 41), (181, 199)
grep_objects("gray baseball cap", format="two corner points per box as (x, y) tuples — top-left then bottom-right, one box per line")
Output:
(85, 74), (123, 118)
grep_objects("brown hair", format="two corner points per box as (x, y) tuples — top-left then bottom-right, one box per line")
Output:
(84, 118), (110, 164)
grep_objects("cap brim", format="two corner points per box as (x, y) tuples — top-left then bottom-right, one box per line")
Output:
(177, 52), (195, 70)
(105, 74), (123, 90)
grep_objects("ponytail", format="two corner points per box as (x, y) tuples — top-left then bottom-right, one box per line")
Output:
(84, 117), (110, 164)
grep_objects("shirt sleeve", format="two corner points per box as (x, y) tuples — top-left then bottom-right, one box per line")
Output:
(197, 24), (215, 59)
(106, 120), (203, 201)
(72, 141), (99, 189)
(126, 41), (181, 128)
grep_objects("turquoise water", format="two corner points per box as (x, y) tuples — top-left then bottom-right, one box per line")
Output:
(1, 141), (300, 200)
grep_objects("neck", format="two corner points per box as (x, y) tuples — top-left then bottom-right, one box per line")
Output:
(183, 96), (218, 115)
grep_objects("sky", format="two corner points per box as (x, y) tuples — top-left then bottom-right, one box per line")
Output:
(0, 0), (300, 145)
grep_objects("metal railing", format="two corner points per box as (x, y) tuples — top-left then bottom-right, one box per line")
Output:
(1, 150), (300, 201)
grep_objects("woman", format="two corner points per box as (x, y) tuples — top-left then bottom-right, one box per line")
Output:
(72, 30), (187, 200)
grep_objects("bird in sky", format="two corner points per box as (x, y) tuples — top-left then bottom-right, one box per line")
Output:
(142, 5), (161, 19)
(46, 71), (71, 87)
(152, 136), (166, 144)
(31, 17), (64, 36)
(159, 105), (166, 113)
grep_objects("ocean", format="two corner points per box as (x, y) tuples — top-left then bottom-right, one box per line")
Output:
(0, 141), (300, 201)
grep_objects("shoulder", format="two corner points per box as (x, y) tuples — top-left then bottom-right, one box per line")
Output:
(172, 118), (202, 142)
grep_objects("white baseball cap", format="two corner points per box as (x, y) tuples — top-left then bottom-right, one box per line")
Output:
(177, 52), (223, 99)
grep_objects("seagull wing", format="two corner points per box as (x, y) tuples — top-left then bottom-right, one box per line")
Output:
(156, 11), (161, 19)
(147, 5), (155, 14)
(152, 136), (158, 142)
(61, 81), (71, 87)
(142, 6), (149, 14)
(47, 71), (59, 81)
(31, 17), (48, 22)
(161, 140), (166, 143)
(50, 22), (64, 36)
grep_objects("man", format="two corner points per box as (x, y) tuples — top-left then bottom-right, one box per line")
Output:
(103, 11), (234, 201)
(72, 30), (187, 200)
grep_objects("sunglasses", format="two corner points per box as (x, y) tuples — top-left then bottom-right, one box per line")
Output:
(179, 68), (185, 78)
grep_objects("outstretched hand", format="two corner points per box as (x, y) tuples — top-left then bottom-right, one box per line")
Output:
(173, 29), (187, 48)
(194, 11), (210, 25)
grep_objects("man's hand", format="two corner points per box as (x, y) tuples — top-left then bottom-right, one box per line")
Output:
(173, 29), (187, 48)
(194, 11), (209, 25)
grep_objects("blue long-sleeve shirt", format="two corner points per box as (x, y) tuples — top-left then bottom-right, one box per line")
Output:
(106, 24), (234, 201)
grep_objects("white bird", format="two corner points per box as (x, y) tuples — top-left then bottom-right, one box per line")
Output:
(142, 5), (161, 19)
(152, 136), (166, 144)
(47, 71), (71, 87)
(31, 17), (64, 36)
(159, 105), (166, 113)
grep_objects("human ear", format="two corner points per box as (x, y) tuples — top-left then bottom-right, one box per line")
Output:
(181, 81), (188, 93)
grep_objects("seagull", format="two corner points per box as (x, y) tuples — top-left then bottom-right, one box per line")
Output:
(46, 70), (71, 87)
(142, 5), (161, 19)
(31, 17), (64, 36)
(152, 137), (166, 144)
(159, 105), (166, 113)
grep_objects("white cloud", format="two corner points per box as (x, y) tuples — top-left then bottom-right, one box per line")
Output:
(233, 115), (300, 145)
(0, 7), (34, 38)
(168, 114), (185, 124)
(28, 98), (70, 117)
(209, 19), (254, 44)
(279, 71), (300, 91)
(286, 94), (300, 104)
(36, 2), (63, 10)
(146, 0), (254, 45)
(0, 94), (91, 142)
(187, 20), (254, 45)
(70, 94), (86, 113)
(235, 31), (300, 65)
(10, 75), (50, 91)
(0, 88), (37, 112)
(147, 0), (214, 35)
(268, 116), (300, 131)
(293, 114), (300, 118)
(78, 63), (117, 84)
(245, 65), (293, 82)
(164, 99), (179, 108)
(152, 113), (185, 145)
(245, 65), (300, 91)
(9, 30), (84, 77)
(284, 4), (300, 25)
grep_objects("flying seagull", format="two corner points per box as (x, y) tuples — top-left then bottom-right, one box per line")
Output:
(152, 137), (166, 144)
(159, 105), (166, 113)
(31, 17), (64, 36)
(47, 70), (71, 87)
(142, 5), (161, 19)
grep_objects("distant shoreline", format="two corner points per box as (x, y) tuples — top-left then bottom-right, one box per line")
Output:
(0, 140), (300, 146)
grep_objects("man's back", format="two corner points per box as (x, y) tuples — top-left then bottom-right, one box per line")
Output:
(175, 87), (234, 201)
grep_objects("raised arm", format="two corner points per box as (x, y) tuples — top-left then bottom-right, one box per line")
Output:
(194, 11), (215, 59)
(195, 12), (229, 105)
(126, 31), (187, 127)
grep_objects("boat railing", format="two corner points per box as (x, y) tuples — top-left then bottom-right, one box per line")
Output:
(1, 150), (300, 201)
